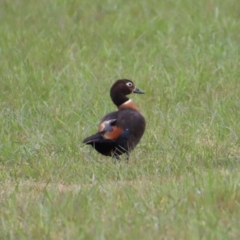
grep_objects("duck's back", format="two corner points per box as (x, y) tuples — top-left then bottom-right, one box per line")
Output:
(101, 108), (146, 151)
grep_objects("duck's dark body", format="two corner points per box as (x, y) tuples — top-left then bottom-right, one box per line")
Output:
(83, 109), (146, 157)
(82, 79), (146, 160)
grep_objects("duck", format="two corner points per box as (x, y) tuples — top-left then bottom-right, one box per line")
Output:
(82, 79), (146, 160)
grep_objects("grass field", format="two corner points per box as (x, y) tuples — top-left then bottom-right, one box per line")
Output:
(1, 0), (240, 239)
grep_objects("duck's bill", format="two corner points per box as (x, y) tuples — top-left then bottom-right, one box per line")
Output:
(133, 87), (145, 94)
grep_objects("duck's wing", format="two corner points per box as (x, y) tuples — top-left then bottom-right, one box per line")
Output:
(83, 118), (129, 144)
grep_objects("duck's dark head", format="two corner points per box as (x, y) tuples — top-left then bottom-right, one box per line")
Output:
(110, 79), (144, 109)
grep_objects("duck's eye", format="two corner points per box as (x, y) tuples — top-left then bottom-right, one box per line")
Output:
(126, 82), (133, 87)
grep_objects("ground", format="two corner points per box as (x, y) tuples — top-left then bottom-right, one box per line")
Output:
(0, 0), (240, 239)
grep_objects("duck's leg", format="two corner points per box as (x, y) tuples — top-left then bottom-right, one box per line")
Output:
(115, 154), (120, 161)
(125, 152), (129, 162)
(112, 151), (121, 161)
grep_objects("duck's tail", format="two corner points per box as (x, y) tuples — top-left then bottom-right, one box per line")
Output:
(82, 133), (103, 144)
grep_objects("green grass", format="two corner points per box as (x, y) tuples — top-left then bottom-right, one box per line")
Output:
(1, 0), (240, 239)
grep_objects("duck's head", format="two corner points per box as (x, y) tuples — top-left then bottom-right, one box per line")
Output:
(110, 79), (145, 109)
